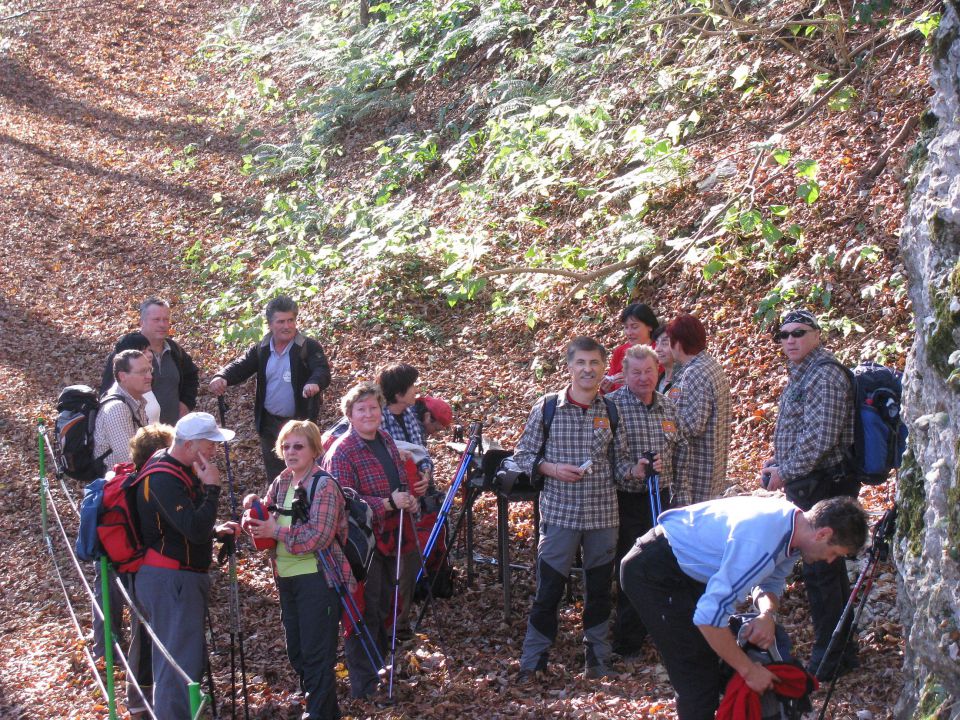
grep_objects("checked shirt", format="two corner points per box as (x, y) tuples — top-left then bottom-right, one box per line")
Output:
(322, 427), (402, 534)
(513, 387), (638, 530)
(607, 387), (684, 497)
(380, 406), (433, 472)
(668, 351), (731, 504)
(773, 345), (853, 482)
(264, 464), (353, 590)
(93, 384), (147, 469)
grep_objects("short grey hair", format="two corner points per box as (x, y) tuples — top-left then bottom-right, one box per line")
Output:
(621, 345), (659, 373)
(265, 295), (298, 322)
(139, 297), (169, 320)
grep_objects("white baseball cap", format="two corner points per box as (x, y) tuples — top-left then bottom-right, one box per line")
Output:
(175, 412), (235, 442)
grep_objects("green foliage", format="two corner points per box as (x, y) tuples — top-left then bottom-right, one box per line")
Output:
(192, 0), (908, 341)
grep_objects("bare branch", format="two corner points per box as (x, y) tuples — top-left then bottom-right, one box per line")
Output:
(476, 266), (583, 280)
(861, 115), (921, 184)
(1, 6), (46, 21)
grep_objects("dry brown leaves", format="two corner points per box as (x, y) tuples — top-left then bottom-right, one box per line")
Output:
(0, 0), (917, 717)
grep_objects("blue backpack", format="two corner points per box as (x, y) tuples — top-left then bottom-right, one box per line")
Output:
(76, 477), (107, 561)
(821, 359), (908, 485)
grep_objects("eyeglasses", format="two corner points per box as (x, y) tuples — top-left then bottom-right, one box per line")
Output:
(775, 329), (811, 341)
(281, 442), (306, 452)
(128, 369), (154, 375)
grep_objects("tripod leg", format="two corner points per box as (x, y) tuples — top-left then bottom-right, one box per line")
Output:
(406, 511), (447, 649)
(414, 487), (480, 632)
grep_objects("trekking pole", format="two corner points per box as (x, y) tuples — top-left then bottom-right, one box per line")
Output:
(318, 550), (385, 672)
(418, 422), (482, 580)
(100, 555), (118, 720)
(206, 652), (221, 720)
(816, 507), (896, 720)
(216, 398), (250, 720)
(647, 474), (662, 525)
(388, 490), (406, 701)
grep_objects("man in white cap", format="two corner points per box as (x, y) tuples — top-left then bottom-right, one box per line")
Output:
(135, 412), (240, 720)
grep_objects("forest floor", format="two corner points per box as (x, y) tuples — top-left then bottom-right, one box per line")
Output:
(0, 0), (916, 718)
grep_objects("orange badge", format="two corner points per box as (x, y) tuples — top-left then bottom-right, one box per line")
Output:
(594, 417), (611, 430)
(661, 420), (677, 434)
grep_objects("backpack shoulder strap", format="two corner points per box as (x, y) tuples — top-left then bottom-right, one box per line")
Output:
(601, 395), (619, 435)
(306, 470), (332, 505)
(100, 392), (144, 429)
(541, 393), (558, 443)
(137, 459), (196, 498)
(811, 357), (854, 385)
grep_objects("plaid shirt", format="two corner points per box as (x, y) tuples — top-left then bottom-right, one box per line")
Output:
(265, 464), (353, 590)
(322, 427), (402, 536)
(667, 351), (731, 504)
(608, 387), (683, 495)
(513, 387), (635, 530)
(774, 346), (853, 482)
(380, 406), (433, 472)
(93, 384), (147, 470)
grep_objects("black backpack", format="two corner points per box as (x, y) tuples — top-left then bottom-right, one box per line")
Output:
(281, 470), (376, 582)
(55, 386), (139, 482)
(530, 392), (620, 490)
(819, 360), (908, 486)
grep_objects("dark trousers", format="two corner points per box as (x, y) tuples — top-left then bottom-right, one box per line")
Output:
(260, 411), (292, 482)
(345, 550), (391, 698)
(804, 557), (855, 674)
(787, 475), (859, 675)
(621, 528), (719, 720)
(278, 571), (341, 720)
(612, 488), (670, 650)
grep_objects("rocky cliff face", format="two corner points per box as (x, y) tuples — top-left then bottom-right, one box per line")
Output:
(898, 1), (960, 716)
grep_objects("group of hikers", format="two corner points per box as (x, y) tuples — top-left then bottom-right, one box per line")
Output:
(83, 295), (873, 720)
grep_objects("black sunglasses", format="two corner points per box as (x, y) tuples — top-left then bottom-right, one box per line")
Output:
(775, 328), (811, 340)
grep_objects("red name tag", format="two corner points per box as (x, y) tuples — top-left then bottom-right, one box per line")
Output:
(661, 420), (677, 434)
(594, 417), (610, 430)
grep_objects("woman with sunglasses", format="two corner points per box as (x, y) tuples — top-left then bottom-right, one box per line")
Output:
(322, 381), (419, 701)
(244, 419), (350, 720)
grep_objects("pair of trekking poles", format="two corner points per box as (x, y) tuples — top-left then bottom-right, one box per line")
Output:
(317, 479), (448, 703)
(813, 505), (896, 720)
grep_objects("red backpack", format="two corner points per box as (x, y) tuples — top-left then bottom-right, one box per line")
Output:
(97, 457), (192, 572)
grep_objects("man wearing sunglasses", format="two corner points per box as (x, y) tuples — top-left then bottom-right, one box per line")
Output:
(761, 309), (860, 681)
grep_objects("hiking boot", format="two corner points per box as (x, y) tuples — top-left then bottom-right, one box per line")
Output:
(583, 663), (613, 680)
(809, 655), (860, 681)
(517, 653), (548, 684)
(611, 640), (645, 658)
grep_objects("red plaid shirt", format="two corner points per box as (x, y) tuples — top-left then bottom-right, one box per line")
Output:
(264, 464), (354, 590)
(323, 427), (405, 545)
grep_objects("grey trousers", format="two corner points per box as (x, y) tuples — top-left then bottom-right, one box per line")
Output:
(519, 523), (617, 672)
(137, 565), (210, 720)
